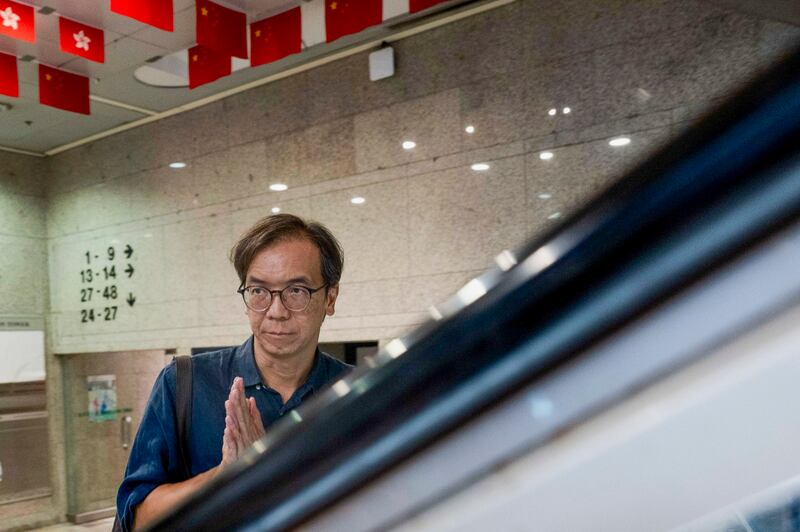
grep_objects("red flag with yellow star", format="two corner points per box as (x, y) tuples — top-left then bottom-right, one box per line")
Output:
(110, 0), (173, 32)
(39, 65), (90, 115)
(188, 44), (231, 89)
(250, 7), (301, 67)
(325, 0), (381, 43)
(0, 51), (18, 97)
(196, 0), (248, 59)
(410, 0), (449, 13)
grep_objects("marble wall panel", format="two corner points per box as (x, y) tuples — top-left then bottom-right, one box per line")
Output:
(0, 191), (46, 238)
(408, 156), (528, 276)
(311, 178), (409, 283)
(461, 74), (527, 150)
(0, 152), (47, 197)
(354, 90), (461, 173)
(0, 235), (48, 315)
(223, 73), (311, 147)
(48, 145), (105, 196)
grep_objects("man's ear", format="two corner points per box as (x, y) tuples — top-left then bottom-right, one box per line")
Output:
(325, 284), (339, 316)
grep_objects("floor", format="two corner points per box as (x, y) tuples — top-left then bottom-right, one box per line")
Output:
(31, 517), (114, 531)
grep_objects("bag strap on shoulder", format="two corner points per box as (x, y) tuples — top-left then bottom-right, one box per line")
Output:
(175, 355), (193, 480)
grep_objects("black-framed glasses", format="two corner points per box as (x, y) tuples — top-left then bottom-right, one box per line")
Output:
(237, 283), (327, 312)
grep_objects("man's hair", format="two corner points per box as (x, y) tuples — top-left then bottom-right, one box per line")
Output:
(230, 214), (344, 287)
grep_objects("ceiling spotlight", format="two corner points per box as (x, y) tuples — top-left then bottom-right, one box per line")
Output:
(465, 125), (475, 134)
(538, 193), (552, 200)
(471, 163), (490, 171)
(0, 102), (13, 112)
(609, 137), (631, 147)
(271, 207), (281, 214)
(562, 107), (571, 114)
(547, 108), (557, 116)
(548, 212), (562, 220)
(539, 151), (554, 161)
(168, 162), (187, 169)
(351, 196), (366, 205)
(269, 183), (288, 191)
(402, 140), (416, 150)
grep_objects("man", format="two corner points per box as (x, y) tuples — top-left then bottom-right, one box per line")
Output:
(116, 214), (352, 531)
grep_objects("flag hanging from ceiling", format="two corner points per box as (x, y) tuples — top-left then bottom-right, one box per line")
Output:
(59, 17), (105, 63)
(325, 0), (382, 43)
(0, 0), (35, 42)
(196, 0), (248, 59)
(188, 44), (231, 89)
(110, 0), (173, 32)
(39, 65), (90, 115)
(0, 51), (18, 97)
(409, 0), (448, 13)
(250, 7), (301, 67)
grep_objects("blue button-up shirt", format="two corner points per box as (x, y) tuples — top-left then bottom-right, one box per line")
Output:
(116, 336), (351, 531)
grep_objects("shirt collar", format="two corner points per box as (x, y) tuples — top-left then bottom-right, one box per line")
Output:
(232, 336), (329, 392)
(231, 336), (263, 387)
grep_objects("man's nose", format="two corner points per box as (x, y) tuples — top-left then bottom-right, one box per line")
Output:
(265, 293), (290, 318)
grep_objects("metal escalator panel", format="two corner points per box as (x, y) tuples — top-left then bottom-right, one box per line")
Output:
(149, 46), (800, 532)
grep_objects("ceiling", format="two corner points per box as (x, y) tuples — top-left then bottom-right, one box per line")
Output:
(0, 0), (797, 157)
(0, 0), (450, 155)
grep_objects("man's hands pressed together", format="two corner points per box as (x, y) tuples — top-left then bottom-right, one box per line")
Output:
(222, 377), (267, 468)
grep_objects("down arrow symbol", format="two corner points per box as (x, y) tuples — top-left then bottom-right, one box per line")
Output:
(126, 293), (136, 307)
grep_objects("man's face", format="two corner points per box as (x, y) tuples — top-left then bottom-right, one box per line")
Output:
(245, 238), (338, 361)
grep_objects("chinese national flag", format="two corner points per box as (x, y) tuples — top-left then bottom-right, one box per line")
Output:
(39, 65), (90, 115)
(0, 0), (35, 42)
(59, 17), (105, 63)
(410, 0), (448, 13)
(110, 0), (173, 32)
(250, 8), (301, 68)
(325, 0), (382, 43)
(196, 0), (248, 59)
(188, 45), (231, 89)
(0, 51), (18, 97)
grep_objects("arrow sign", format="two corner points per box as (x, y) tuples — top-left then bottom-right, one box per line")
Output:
(124, 244), (134, 259)
(126, 293), (136, 307)
(125, 264), (135, 278)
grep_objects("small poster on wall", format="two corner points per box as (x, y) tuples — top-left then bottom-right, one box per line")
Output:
(87, 374), (117, 422)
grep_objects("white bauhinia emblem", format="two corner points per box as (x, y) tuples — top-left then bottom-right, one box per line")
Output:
(73, 30), (91, 51)
(1, 7), (20, 30)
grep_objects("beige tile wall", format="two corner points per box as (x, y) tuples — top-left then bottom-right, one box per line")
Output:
(41, 0), (800, 355)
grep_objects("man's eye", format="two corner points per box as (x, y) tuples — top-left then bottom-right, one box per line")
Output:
(250, 287), (266, 295)
(287, 285), (306, 295)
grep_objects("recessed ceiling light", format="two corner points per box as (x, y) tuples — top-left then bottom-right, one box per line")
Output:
(609, 137), (631, 147)
(269, 183), (288, 191)
(271, 207), (281, 214)
(548, 108), (557, 116)
(538, 193), (552, 199)
(471, 163), (490, 171)
(465, 125), (475, 134)
(168, 162), (187, 169)
(402, 140), (416, 150)
(0, 102), (13, 112)
(548, 212), (562, 220)
(351, 196), (366, 205)
(562, 107), (571, 114)
(539, 151), (554, 161)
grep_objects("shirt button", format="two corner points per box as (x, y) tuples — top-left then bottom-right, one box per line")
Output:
(255, 385), (261, 390)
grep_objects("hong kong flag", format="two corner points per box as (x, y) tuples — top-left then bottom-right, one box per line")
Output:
(196, 0), (247, 59)
(0, 0), (35, 43)
(250, 8), (301, 68)
(325, 0), (382, 43)
(188, 45), (231, 89)
(110, 0), (173, 32)
(410, 0), (448, 13)
(0, 51), (18, 97)
(39, 65), (90, 115)
(59, 17), (105, 63)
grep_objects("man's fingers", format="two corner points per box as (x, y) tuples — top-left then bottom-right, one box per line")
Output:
(248, 397), (266, 437)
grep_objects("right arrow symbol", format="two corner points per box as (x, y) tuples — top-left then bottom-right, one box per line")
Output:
(126, 293), (136, 307)
(125, 264), (134, 278)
